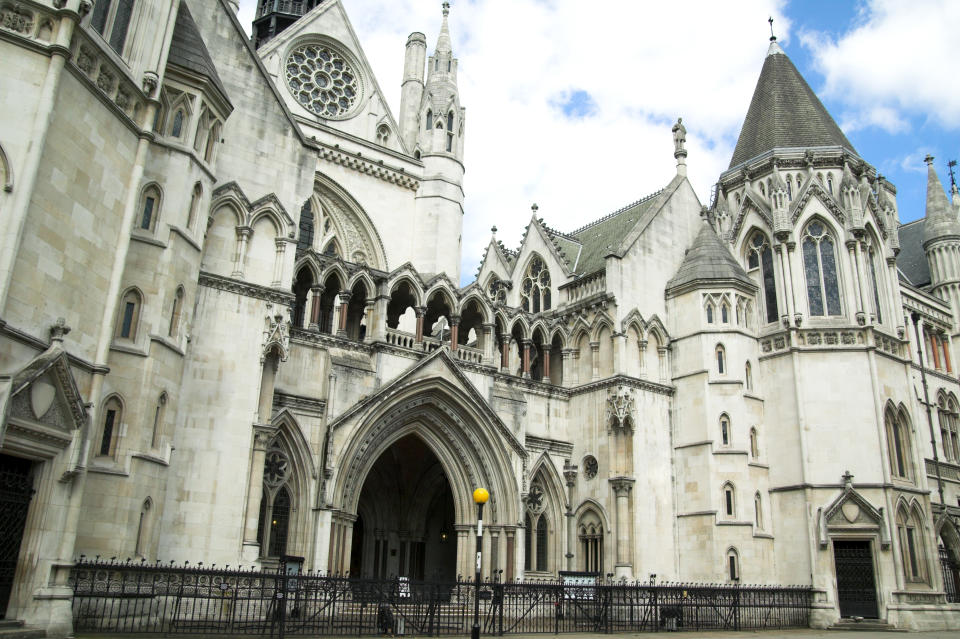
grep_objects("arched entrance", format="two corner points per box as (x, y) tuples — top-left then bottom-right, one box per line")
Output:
(350, 435), (457, 580)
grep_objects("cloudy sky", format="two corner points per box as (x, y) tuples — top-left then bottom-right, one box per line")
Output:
(237, 0), (960, 284)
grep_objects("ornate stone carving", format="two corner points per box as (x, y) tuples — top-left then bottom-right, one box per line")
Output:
(525, 481), (545, 515)
(582, 455), (598, 480)
(562, 459), (578, 486)
(606, 386), (635, 433)
(1, 5), (34, 34)
(263, 448), (290, 487)
(262, 307), (290, 362)
(142, 71), (159, 97)
(609, 476), (635, 496)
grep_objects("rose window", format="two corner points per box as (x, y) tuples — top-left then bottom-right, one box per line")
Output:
(285, 44), (359, 118)
(264, 450), (290, 487)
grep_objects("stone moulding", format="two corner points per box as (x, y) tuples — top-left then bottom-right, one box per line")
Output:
(198, 271), (295, 305)
(318, 146), (420, 191)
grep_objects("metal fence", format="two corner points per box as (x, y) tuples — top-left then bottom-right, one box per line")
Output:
(941, 546), (959, 603)
(71, 560), (813, 635)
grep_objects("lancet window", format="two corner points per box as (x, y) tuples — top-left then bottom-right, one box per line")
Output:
(886, 408), (913, 481)
(897, 505), (928, 583)
(90, 0), (134, 55)
(802, 220), (842, 316)
(866, 238), (883, 323)
(747, 232), (778, 324)
(257, 446), (295, 557)
(520, 255), (551, 313)
(938, 393), (960, 462)
(98, 395), (123, 458)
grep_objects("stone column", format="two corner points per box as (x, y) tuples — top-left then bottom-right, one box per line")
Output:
(309, 284), (324, 330)
(590, 342), (600, 380)
(337, 291), (352, 336)
(363, 300), (375, 342)
(481, 323), (496, 365)
(561, 348), (574, 387)
(657, 346), (669, 383)
(638, 339), (648, 379)
(271, 237), (286, 287)
(449, 314), (460, 351)
(569, 350), (580, 385)
(257, 354), (279, 423)
(542, 346), (551, 383)
(563, 461), (578, 571)
(370, 293), (390, 342)
(232, 226), (252, 277)
(242, 426), (276, 554)
(504, 527), (516, 582)
(942, 332), (953, 372)
(609, 477), (635, 579)
(456, 525), (471, 579)
(775, 241), (795, 324)
(522, 340), (531, 378)
(415, 306), (426, 342)
(500, 333), (510, 371)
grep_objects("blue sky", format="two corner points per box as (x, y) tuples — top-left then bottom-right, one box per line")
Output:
(236, 0), (959, 282)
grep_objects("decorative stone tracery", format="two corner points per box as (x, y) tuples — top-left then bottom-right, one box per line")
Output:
(606, 386), (636, 432)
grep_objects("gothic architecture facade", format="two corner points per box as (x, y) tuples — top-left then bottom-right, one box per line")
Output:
(0, 0), (959, 634)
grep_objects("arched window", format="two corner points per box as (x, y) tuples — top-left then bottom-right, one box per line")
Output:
(721, 303), (729, 323)
(720, 414), (731, 447)
(256, 445), (296, 558)
(134, 498), (152, 557)
(747, 232), (778, 323)
(723, 482), (736, 518)
(487, 275), (507, 304)
(151, 392), (166, 448)
(796, 175), (802, 192)
(706, 303), (714, 323)
(115, 288), (142, 341)
(524, 512), (532, 571)
(827, 174), (834, 195)
(866, 239), (883, 323)
(187, 183), (202, 230)
(90, 0), (134, 54)
(802, 220), (842, 316)
(937, 394), (960, 462)
(716, 344), (726, 374)
(168, 286), (184, 338)
(446, 112), (455, 152)
(886, 408), (912, 480)
(750, 427), (759, 459)
(758, 182), (765, 197)
(577, 510), (603, 573)
(171, 109), (185, 138)
(139, 185), (161, 232)
(204, 122), (221, 164)
(726, 548), (740, 582)
(897, 505), (928, 583)
(520, 255), (551, 313)
(98, 395), (123, 457)
(376, 124), (390, 145)
(535, 514), (548, 571)
(425, 109), (433, 131)
(754, 492), (763, 530)
(745, 361), (753, 391)
(786, 175), (792, 200)
(193, 110), (210, 153)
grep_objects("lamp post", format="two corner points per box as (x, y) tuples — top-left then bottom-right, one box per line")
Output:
(472, 487), (489, 639)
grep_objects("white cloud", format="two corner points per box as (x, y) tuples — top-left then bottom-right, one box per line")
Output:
(236, 0), (795, 282)
(839, 105), (908, 135)
(800, 0), (960, 131)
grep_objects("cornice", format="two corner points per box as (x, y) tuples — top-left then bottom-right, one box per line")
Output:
(198, 271), (295, 305)
(318, 146), (420, 191)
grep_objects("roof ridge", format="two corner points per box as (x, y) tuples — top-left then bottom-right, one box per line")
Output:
(569, 189), (664, 235)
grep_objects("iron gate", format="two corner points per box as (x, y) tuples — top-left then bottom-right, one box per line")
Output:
(70, 559), (813, 635)
(0, 455), (35, 620)
(833, 540), (878, 619)
(940, 546), (959, 603)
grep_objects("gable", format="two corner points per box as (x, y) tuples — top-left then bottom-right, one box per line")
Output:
(256, 0), (407, 153)
(816, 476), (891, 549)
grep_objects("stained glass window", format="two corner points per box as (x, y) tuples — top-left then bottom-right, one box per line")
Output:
(802, 221), (842, 316)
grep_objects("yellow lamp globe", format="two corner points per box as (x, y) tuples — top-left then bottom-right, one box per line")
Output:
(473, 487), (489, 504)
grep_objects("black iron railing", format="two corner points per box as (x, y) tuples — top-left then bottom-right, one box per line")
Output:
(941, 546), (959, 603)
(70, 559), (813, 635)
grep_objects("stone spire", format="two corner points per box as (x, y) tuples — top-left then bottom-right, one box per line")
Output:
(923, 155), (960, 244)
(436, 2), (453, 56)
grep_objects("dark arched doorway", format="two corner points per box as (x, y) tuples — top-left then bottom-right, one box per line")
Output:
(350, 434), (456, 580)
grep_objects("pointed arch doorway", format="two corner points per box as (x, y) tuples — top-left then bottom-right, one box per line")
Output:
(349, 434), (457, 580)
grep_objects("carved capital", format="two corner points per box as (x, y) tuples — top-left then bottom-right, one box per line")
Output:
(253, 424), (277, 451)
(563, 460), (578, 487)
(609, 477), (635, 496)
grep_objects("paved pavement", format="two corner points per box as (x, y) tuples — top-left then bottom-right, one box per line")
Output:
(75, 631), (959, 639)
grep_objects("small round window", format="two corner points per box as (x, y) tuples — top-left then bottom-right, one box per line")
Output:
(285, 43), (360, 118)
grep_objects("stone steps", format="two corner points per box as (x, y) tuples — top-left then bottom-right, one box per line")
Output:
(827, 618), (902, 632)
(0, 620), (45, 639)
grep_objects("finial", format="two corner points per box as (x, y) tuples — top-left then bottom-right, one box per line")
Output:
(925, 154), (935, 167)
(768, 16), (776, 42)
(842, 470), (854, 488)
(442, 1), (449, 17)
(948, 160), (957, 188)
(531, 203), (539, 214)
(491, 225), (497, 235)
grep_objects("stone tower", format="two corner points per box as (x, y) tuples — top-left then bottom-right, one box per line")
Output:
(923, 155), (960, 331)
(412, 2), (466, 279)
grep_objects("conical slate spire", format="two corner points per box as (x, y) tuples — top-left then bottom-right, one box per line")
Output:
(923, 155), (960, 243)
(666, 218), (755, 292)
(729, 43), (855, 168)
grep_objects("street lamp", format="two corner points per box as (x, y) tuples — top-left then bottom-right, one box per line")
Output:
(471, 487), (489, 639)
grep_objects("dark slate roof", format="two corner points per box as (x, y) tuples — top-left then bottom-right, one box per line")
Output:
(666, 220), (755, 292)
(896, 219), (930, 288)
(565, 191), (663, 274)
(729, 42), (855, 168)
(168, 2), (229, 102)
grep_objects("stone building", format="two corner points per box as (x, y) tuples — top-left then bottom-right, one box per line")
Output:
(0, 0), (959, 633)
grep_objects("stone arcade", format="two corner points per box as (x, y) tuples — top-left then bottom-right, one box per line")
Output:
(1, 0), (960, 634)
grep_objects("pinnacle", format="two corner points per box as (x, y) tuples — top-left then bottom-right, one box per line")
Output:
(922, 156), (960, 243)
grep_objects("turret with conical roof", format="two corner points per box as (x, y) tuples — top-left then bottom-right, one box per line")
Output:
(923, 155), (960, 329)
